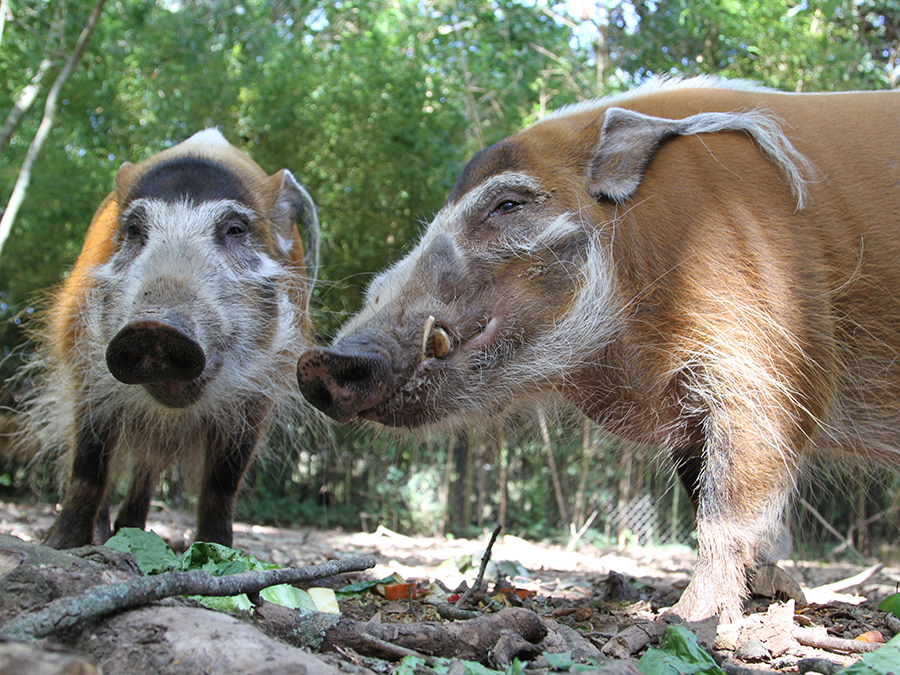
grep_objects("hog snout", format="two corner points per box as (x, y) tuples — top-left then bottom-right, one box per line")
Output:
(297, 347), (397, 423)
(106, 319), (206, 385)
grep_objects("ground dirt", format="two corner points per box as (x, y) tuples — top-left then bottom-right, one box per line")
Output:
(0, 499), (898, 674)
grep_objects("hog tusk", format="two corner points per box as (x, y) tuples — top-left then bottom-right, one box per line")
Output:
(432, 327), (450, 358)
(421, 315), (436, 360)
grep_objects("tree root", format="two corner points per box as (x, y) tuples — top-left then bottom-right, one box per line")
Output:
(304, 607), (548, 669)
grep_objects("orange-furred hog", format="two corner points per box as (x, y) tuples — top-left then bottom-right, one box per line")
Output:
(297, 78), (900, 622)
(26, 129), (319, 549)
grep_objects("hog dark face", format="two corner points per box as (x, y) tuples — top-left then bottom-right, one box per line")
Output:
(298, 154), (616, 427)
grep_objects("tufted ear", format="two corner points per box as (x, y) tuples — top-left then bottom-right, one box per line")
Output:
(587, 107), (689, 203)
(587, 105), (814, 207)
(114, 161), (139, 199)
(270, 169), (320, 283)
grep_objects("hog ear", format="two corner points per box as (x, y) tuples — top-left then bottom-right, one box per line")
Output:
(587, 107), (688, 203)
(114, 161), (138, 198)
(271, 169), (320, 283)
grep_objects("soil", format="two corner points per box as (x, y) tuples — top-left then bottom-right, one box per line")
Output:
(1, 498), (898, 674)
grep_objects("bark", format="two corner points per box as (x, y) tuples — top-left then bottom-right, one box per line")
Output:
(0, 57), (53, 155)
(538, 408), (568, 526)
(1, 549), (375, 641)
(319, 607), (547, 669)
(0, 0), (108, 257)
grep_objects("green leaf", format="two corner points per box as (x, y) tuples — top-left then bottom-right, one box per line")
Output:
(105, 531), (317, 612)
(104, 528), (178, 575)
(877, 593), (900, 619)
(393, 654), (524, 674)
(260, 585), (317, 612)
(178, 541), (253, 575)
(544, 651), (575, 670)
(836, 632), (900, 675)
(334, 574), (398, 596)
(638, 625), (725, 675)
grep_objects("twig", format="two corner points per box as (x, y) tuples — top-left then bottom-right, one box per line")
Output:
(885, 612), (900, 636)
(436, 524), (503, 620)
(809, 563), (884, 594)
(566, 509), (598, 553)
(798, 498), (869, 565)
(456, 523), (502, 610)
(0, 554), (375, 641)
(793, 626), (883, 654)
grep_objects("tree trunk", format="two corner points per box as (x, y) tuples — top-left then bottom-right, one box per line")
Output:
(617, 443), (633, 549)
(573, 417), (596, 530)
(538, 408), (568, 527)
(0, 0), (108, 257)
(450, 428), (469, 534)
(475, 433), (486, 529)
(440, 432), (454, 536)
(0, 57), (54, 155)
(498, 429), (509, 530)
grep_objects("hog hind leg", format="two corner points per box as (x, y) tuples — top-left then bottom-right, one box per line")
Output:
(194, 399), (271, 546)
(112, 460), (161, 537)
(45, 416), (117, 549)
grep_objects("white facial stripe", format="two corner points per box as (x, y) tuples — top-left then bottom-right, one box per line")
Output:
(530, 213), (585, 249)
(454, 171), (545, 222)
(127, 198), (257, 240)
(419, 171), (548, 253)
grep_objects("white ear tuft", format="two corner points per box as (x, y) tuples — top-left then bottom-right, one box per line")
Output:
(183, 128), (230, 148)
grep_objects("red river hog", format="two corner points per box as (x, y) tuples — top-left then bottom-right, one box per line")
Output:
(296, 77), (900, 622)
(25, 129), (319, 549)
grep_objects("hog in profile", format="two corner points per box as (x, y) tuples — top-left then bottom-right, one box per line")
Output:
(25, 129), (319, 549)
(297, 77), (900, 622)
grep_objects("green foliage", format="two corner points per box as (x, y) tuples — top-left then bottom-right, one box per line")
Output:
(395, 654), (528, 675)
(3, 0), (900, 547)
(638, 625), (725, 675)
(878, 592), (900, 619)
(104, 528), (315, 613)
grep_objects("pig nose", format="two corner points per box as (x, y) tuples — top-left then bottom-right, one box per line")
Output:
(106, 320), (206, 385)
(297, 348), (396, 423)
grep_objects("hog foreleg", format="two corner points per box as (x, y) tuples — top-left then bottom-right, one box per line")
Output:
(113, 462), (161, 536)
(670, 404), (802, 623)
(195, 399), (271, 546)
(44, 417), (117, 549)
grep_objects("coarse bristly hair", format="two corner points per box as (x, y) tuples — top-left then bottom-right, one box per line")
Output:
(13, 197), (322, 497)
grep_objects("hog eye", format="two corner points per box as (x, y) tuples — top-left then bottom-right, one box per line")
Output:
(123, 217), (144, 241)
(490, 199), (523, 217)
(222, 217), (249, 238)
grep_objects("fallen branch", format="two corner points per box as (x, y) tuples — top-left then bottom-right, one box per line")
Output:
(0, 554), (375, 642)
(793, 626), (883, 654)
(808, 563), (884, 595)
(601, 619), (670, 659)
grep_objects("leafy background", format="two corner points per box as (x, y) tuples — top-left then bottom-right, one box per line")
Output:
(1, 0), (899, 560)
